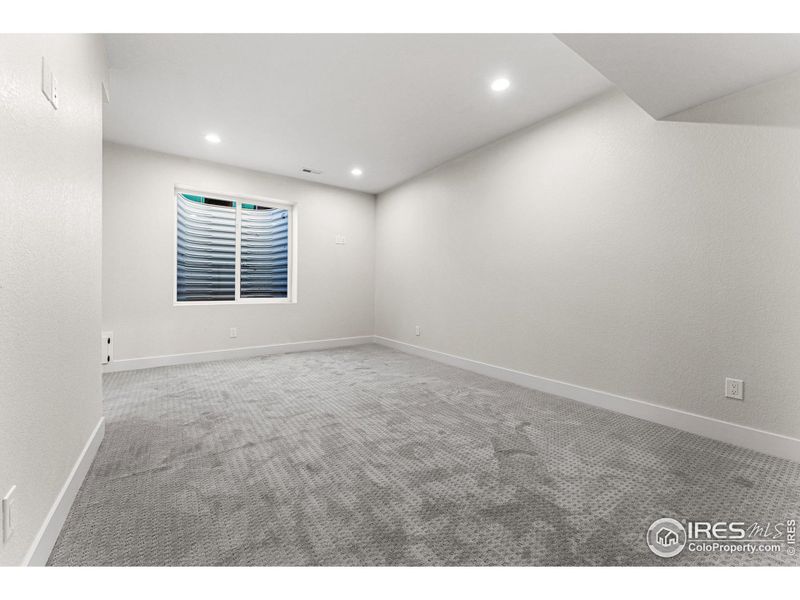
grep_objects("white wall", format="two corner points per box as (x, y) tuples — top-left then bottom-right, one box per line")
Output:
(102, 143), (375, 363)
(669, 69), (800, 129)
(0, 35), (106, 565)
(375, 90), (800, 440)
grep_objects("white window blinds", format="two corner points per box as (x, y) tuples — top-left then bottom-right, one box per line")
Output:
(176, 192), (291, 303)
(176, 193), (236, 301)
(240, 205), (289, 298)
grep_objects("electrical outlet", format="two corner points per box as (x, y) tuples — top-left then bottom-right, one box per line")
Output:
(335, 234), (346, 245)
(725, 378), (744, 401)
(3, 486), (16, 544)
(229, 327), (237, 338)
(101, 331), (113, 365)
(415, 325), (421, 336)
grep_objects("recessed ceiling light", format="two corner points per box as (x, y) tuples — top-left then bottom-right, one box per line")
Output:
(490, 78), (511, 92)
(204, 133), (221, 144)
(351, 167), (363, 177)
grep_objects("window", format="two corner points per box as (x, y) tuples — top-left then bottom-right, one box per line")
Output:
(175, 188), (294, 304)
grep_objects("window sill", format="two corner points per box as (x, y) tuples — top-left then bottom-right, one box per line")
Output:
(173, 298), (296, 306)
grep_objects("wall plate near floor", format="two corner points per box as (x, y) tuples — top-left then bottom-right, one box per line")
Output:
(101, 331), (113, 365)
(2, 485), (16, 544)
(725, 377), (744, 401)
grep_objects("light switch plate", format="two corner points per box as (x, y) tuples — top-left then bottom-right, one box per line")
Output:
(42, 57), (52, 101)
(41, 58), (58, 110)
(51, 74), (59, 109)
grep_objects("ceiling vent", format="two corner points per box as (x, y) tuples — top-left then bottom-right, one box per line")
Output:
(300, 168), (322, 175)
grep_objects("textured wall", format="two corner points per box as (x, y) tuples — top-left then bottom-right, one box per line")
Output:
(0, 35), (107, 565)
(375, 90), (800, 439)
(102, 143), (375, 361)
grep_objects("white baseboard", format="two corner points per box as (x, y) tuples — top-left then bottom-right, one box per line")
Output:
(23, 416), (105, 566)
(103, 336), (375, 373)
(374, 336), (800, 463)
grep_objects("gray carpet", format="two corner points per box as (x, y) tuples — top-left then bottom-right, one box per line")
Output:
(49, 344), (799, 566)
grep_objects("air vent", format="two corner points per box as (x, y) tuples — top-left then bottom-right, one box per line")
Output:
(300, 168), (322, 175)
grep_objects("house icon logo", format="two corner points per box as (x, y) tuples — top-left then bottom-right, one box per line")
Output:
(647, 518), (687, 558)
(657, 528), (678, 546)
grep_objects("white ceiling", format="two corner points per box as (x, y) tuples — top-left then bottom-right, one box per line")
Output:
(557, 34), (800, 120)
(103, 34), (612, 193)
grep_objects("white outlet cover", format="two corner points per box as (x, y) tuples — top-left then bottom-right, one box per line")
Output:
(101, 331), (113, 365)
(102, 79), (111, 104)
(3, 486), (16, 543)
(725, 378), (744, 400)
(230, 327), (237, 338)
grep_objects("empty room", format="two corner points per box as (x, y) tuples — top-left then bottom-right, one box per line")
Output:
(2, 9), (800, 586)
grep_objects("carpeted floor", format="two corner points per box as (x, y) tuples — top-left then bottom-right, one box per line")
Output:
(49, 344), (799, 566)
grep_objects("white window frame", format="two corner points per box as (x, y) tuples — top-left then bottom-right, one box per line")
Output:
(173, 185), (298, 306)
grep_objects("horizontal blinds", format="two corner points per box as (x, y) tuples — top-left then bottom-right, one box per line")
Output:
(240, 207), (289, 298)
(176, 194), (236, 301)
